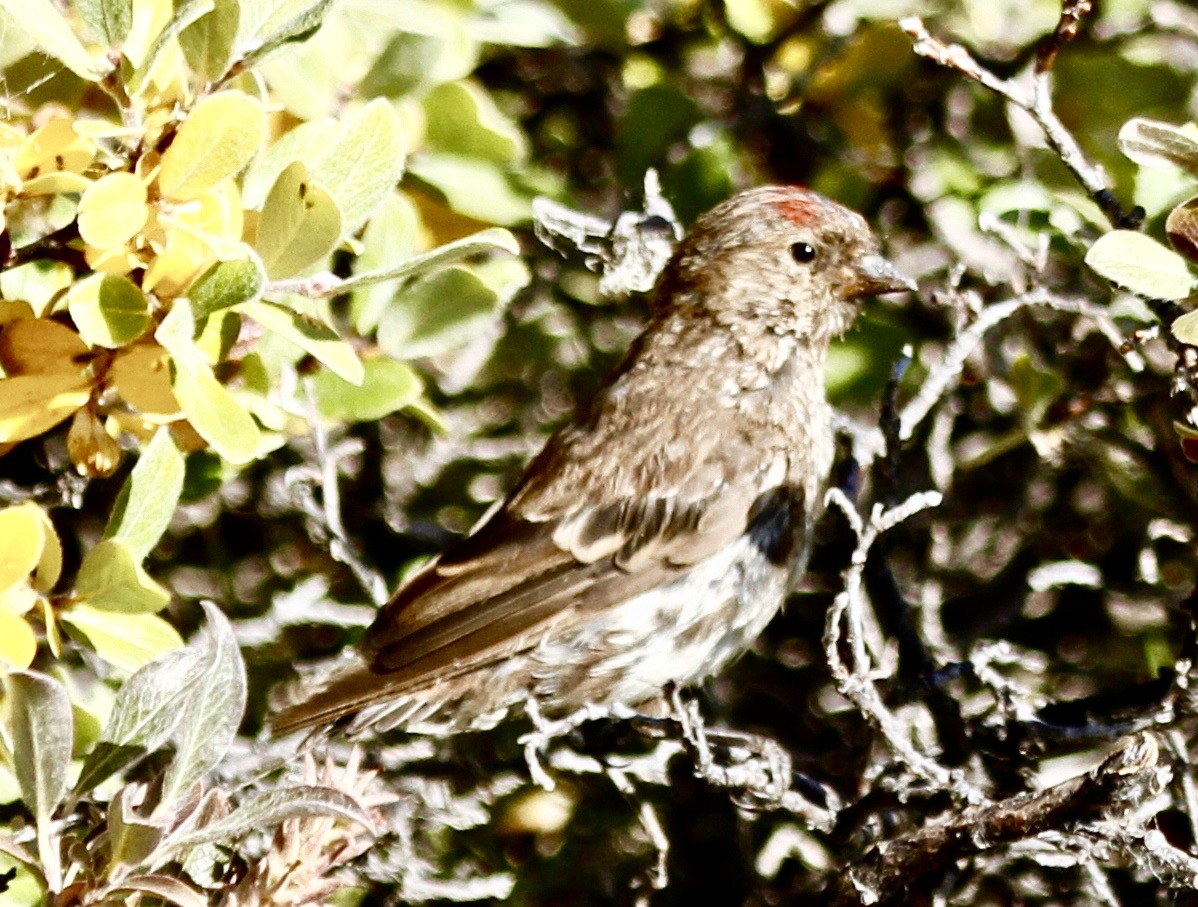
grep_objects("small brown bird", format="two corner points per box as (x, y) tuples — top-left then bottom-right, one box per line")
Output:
(273, 185), (913, 736)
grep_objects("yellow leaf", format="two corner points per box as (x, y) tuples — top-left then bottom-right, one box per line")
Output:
(0, 610), (36, 670)
(1, 583), (37, 617)
(21, 171), (92, 196)
(14, 119), (96, 177)
(77, 172), (149, 248)
(61, 605), (182, 672)
(0, 300), (35, 327)
(144, 179), (246, 295)
(0, 373), (92, 442)
(85, 244), (141, 276)
(110, 343), (181, 421)
(29, 504), (61, 592)
(158, 91), (266, 201)
(0, 504), (46, 592)
(0, 318), (89, 375)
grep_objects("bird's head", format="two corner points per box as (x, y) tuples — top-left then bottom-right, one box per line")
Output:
(658, 185), (914, 346)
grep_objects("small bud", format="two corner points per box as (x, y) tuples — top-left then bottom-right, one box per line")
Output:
(68, 407), (121, 477)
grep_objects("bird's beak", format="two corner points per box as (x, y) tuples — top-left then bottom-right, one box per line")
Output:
(847, 253), (916, 297)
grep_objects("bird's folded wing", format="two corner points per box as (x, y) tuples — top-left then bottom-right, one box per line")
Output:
(358, 462), (767, 694)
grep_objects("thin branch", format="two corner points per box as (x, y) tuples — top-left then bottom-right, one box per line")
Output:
(901, 16), (1140, 228)
(831, 732), (1164, 906)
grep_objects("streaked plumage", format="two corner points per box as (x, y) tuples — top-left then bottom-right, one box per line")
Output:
(272, 185), (913, 736)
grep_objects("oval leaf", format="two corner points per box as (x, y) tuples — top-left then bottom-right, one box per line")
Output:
(156, 602), (246, 811)
(1085, 230), (1195, 300)
(0, 373), (91, 443)
(1118, 118), (1198, 178)
(0, 0), (103, 79)
(104, 429), (185, 560)
(256, 162), (342, 278)
(66, 273), (151, 348)
(158, 91), (266, 201)
(61, 606), (183, 672)
(172, 356), (261, 465)
(187, 257), (266, 321)
(312, 356), (421, 422)
(75, 539), (171, 613)
(77, 172), (148, 249)
(1172, 310), (1198, 346)
(75, 646), (207, 795)
(0, 504), (46, 592)
(75, 0), (133, 47)
(0, 611), (37, 669)
(171, 785), (374, 849)
(3, 671), (73, 825)
(178, 0), (240, 82)
(311, 98), (406, 235)
(237, 300), (363, 384)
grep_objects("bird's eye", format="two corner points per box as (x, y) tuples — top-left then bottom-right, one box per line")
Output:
(790, 242), (816, 264)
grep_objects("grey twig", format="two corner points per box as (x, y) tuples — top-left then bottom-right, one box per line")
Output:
(901, 15), (1137, 228)
(832, 733), (1165, 906)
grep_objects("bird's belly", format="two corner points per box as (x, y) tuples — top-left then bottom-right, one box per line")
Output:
(528, 535), (791, 711)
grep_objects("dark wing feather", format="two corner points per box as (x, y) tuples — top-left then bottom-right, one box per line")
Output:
(360, 474), (764, 688)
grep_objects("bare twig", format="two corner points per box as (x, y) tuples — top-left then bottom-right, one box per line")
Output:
(901, 16), (1140, 228)
(831, 733), (1164, 906)
(823, 488), (975, 798)
(1036, 0), (1094, 73)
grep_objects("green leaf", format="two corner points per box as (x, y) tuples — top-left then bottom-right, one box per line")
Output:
(350, 192), (422, 334)
(1085, 230), (1195, 300)
(104, 429), (185, 560)
(3, 671), (73, 826)
(423, 80), (527, 165)
(106, 784), (169, 869)
(237, 0), (334, 65)
(60, 607), (183, 673)
(311, 98), (407, 235)
(171, 785), (374, 849)
(335, 226), (519, 296)
(237, 300), (363, 383)
(66, 273), (151, 348)
(241, 118), (338, 209)
(179, 0), (240, 82)
(408, 153), (531, 225)
(158, 300), (261, 465)
(379, 261), (525, 359)
(172, 356), (261, 464)
(187, 257), (266, 319)
(313, 356), (421, 422)
(75, 539), (171, 613)
(1172, 310), (1198, 346)
(158, 90), (266, 201)
(360, 29), (467, 99)
(156, 602), (246, 812)
(1118, 118), (1198, 178)
(256, 161), (343, 278)
(0, 0), (104, 79)
(75, 646), (207, 795)
(75, 0), (133, 48)
(129, 0), (214, 94)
